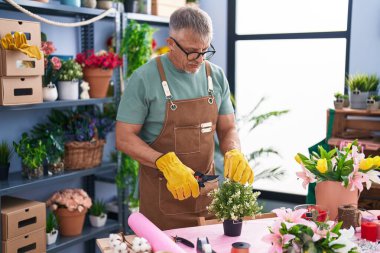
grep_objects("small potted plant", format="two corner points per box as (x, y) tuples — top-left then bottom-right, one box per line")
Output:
(0, 140), (13, 180)
(346, 73), (379, 109)
(333, 92), (344, 109)
(41, 40), (61, 102)
(57, 59), (83, 100)
(13, 133), (47, 179)
(207, 179), (262, 237)
(342, 94), (350, 108)
(366, 95), (380, 111)
(89, 199), (107, 227)
(46, 212), (58, 245)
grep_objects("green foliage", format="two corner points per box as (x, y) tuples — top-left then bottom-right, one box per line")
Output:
(334, 92), (344, 101)
(13, 133), (46, 170)
(116, 153), (139, 208)
(58, 59), (83, 81)
(346, 73), (379, 92)
(0, 141), (13, 166)
(120, 20), (156, 78)
(31, 123), (64, 165)
(368, 95), (380, 102)
(46, 212), (58, 233)
(89, 199), (106, 217)
(207, 180), (262, 221)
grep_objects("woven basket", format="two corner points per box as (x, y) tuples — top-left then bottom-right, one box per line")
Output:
(64, 139), (105, 170)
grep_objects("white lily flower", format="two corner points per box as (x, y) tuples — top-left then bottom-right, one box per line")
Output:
(329, 227), (357, 253)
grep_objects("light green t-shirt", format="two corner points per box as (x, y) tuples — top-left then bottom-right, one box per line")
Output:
(116, 54), (234, 144)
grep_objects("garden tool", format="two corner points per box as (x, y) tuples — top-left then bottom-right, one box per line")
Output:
(171, 235), (195, 248)
(1, 32), (42, 60)
(194, 171), (219, 188)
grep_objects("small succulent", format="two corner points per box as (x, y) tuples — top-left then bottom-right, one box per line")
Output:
(58, 59), (83, 81)
(89, 199), (106, 217)
(46, 212), (58, 234)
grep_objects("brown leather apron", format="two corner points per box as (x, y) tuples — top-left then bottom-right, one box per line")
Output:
(139, 56), (219, 230)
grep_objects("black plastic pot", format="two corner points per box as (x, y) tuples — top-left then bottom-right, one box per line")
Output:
(223, 219), (242, 237)
(0, 163), (10, 181)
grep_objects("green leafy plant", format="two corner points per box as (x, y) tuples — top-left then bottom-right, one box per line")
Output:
(120, 20), (156, 78)
(13, 133), (47, 170)
(58, 59), (83, 81)
(334, 92), (344, 102)
(89, 199), (106, 217)
(368, 95), (380, 102)
(0, 141), (13, 166)
(207, 179), (262, 221)
(346, 73), (379, 92)
(116, 153), (139, 208)
(46, 212), (58, 233)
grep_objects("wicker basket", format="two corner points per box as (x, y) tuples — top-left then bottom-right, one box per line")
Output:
(64, 139), (105, 170)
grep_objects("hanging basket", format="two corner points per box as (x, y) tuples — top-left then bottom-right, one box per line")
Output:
(83, 67), (113, 98)
(54, 207), (87, 236)
(64, 139), (105, 170)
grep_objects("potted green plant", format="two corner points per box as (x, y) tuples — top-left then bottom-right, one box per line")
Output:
(207, 180), (262, 237)
(346, 73), (379, 109)
(89, 199), (107, 227)
(0, 141), (13, 180)
(366, 95), (380, 111)
(333, 92), (344, 109)
(31, 122), (65, 175)
(46, 212), (58, 245)
(57, 59), (83, 100)
(342, 94), (349, 107)
(13, 133), (47, 179)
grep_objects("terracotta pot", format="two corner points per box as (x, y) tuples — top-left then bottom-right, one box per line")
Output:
(54, 207), (87, 236)
(315, 181), (359, 221)
(83, 67), (113, 98)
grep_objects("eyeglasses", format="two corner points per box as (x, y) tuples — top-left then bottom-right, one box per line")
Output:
(170, 37), (216, 61)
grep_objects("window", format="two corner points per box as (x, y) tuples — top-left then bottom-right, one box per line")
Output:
(229, 0), (352, 197)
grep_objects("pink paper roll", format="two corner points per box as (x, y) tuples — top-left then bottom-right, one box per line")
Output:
(128, 212), (186, 253)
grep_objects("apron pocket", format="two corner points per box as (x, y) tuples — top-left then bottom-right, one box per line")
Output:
(158, 176), (196, 215)
(174, 125), (200, 154)
(195, 178), (219, 213)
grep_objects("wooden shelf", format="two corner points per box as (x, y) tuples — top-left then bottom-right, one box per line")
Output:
(328, 137), (380, 151)
(334, 108), (380, 116)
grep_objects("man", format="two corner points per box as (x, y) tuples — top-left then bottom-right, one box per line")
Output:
(116, 6), (254, 230)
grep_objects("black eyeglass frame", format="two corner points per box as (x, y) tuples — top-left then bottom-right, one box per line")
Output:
(170, 36), (216, 61)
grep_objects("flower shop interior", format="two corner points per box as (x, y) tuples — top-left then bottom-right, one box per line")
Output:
(0, 0), (380, 252)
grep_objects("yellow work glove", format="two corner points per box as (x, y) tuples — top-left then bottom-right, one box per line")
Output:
(1, 32), (42, 60)
(156, 152), (200, 200)
(224, 149), (254, 185)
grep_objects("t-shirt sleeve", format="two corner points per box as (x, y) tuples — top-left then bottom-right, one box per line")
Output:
(218, 71), (235, 115)
(116, 70), (148, 124)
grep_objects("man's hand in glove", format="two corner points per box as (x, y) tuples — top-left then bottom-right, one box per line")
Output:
(224, 149), (254, 185)
(156, 152), (200, 200)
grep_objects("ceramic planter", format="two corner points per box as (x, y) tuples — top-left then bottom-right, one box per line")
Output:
(97, 0), (113, 9)
(349, 90), (369, 109)
(0, 163), (10, 181)
(83, 67), (113, 98)
(57, 80), (79, 100)
(343, 98), (350, 108)
(223, 219), (242, 237)
(46, 229), (58, 245)
(89, 213), (107, 227)
(42, 83), (58, 102)
(61, 0), (80, 7)
(367, 100), (379, 111)
(54, 207), (87, 236)
(334, 101), (344, 110)
(82, 0), (96, 8)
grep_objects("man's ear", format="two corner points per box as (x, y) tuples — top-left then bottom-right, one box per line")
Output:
(166, 37), (174, 51)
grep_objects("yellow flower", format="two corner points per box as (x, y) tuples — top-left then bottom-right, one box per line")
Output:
(295, 154), (302, 164)
(316, 159), (328, 173)
(359, 158), (374, 171)
(374, 156), (380, 167)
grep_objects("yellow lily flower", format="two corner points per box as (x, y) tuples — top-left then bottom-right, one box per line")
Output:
(373, 156), (380, 167)
(316, 158), (328, 173)
(295, 154), (302, 164)
(359, 158), (374, 171)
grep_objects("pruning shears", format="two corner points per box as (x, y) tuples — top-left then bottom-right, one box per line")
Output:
(194, 171), (219, 188)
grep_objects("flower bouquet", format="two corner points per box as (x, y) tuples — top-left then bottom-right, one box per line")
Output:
(262, 208), (359, 253)
(207, 179), (262, 236)
(46, 188), (92, 236)
(295, 140), (380, 219)
(76, 50), (122, 98)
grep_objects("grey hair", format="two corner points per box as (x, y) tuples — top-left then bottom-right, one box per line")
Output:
(169, 7), (213, 43)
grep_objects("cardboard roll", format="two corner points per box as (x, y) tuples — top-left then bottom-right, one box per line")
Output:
(231, 242), (250, 253)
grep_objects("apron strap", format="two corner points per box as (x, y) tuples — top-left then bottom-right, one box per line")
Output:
(156, 57), (177, 110)
(205, 61), (214, 104)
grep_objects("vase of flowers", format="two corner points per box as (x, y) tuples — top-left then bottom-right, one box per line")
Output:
(46, 188), (92, 236)
(41, 41), (61, 102)
(262, 208), (359, 252)
(76, 50), (122, 98)
(207, 179), (262, 237)
(57, 59), (83, 100)
(295, 140), (380, 220)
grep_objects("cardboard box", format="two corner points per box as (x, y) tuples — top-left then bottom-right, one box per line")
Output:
(0, 18), (41, 46)
(0, 76), (43, 106)
(1, 196), (46, 240)
(0, 49), (44, 77)
(152, 0), (186, 17)
(2, 228), (46, 253)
